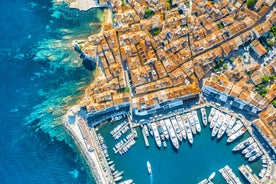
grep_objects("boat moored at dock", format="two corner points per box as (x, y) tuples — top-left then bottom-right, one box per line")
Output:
(217, 114), (228, 139)
(227, 127), (247, 143)
(151, 122), (162, 148)
(170, 117), (183, 142)
(212, 114), (223, 137)
(160, 120), (169, 140)
(232, 137), (254, 152)
(200, 108), (208, 126)
(208, 108), (215, 122)
(176, 115), (186, 140)
(164, 119), (179, 149)
(192, 110), (201, 133)
(227, 120), (243, 137)
(210, 110), (219, 129)
(187, 112), (197, 134)
(226, 116), (236, 133)
(182, 114), (193, 144)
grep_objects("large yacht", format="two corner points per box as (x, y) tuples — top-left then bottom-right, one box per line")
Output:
(227, 127), (247, 143)
(227, 120), (243, 137)
(164, 119), (179, 149)
(208, 108), (216, 122)
(200, 108), (208, 126)
(170, 117), (183, 142)
(210, 110), (220, 129)
(187, 112), (197, 134)
(232, 137), (254, 152)
(160, 120), (169, 140)
(151, 122), (162, 148)
(182, 114), (193, 144)
(226, 116), (236, 133)
(176, 115), (186, 140)
(212, 114), (224, 137)
(192, 110), (201, 133)
(217, 114), (228, 139)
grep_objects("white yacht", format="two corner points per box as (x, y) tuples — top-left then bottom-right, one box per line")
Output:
(187, 112), (197, 134)
(147, 161), (152, 175)
(171, 117), (183, 142)
(160, 120), (169, 140)
(164, 118), (179, 149)
(217, 114), (228, 139)
(226, 116), (236, 133)
(242, 142), (258, 155)
(176, 115), (186, 139)
(192, 110), (201, 133)
(232, 137), (254, 152)
(208, 108), (216, 122)
(212, 115), (223, 138)
(200, 108), (208, 126)
(210, 110), (220, 129)
(227, 127), (247, 143)
(227, 120), (243, 137)
(182, 114), (193, 144)
(151, 122), (162, 148)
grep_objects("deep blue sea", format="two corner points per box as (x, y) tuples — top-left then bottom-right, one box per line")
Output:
(0, 0), (104, 183)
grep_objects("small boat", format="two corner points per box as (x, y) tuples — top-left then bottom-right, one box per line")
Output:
(208, 172), (216, 181)
(147, 161), (152, 175)
(114, 176), (123, 182)
(119, 179), (134, 184)
(163, 141), (167, 148)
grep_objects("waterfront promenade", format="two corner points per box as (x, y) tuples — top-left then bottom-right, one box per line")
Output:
(64, 110), (114, 184)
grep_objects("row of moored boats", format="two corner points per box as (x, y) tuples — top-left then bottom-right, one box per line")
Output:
(145, 109), (206, 149)
(232, 137), (263, 162)
(219, 165), (242, 184)
(208, 108), (247, 143)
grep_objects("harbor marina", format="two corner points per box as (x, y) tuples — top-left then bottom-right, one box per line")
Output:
(95, 107), (264, 183)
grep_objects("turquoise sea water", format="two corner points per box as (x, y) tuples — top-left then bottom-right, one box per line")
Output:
(97, 107), (262, 184)
(0, 0), (104, 183)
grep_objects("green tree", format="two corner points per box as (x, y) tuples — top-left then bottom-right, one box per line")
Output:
(272, 99), (276, 107)
(262, 75), (270, 83)
(246, 0), (257, 8)
(271, 25), (276, 36)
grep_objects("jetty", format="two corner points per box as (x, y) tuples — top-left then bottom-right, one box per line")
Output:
(239, 165), (260, 183)
(219, 165), (242, 184)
